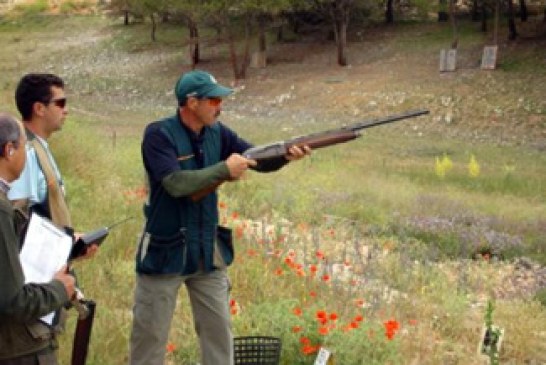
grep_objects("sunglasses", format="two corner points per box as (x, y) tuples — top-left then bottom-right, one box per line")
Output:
(49, 98), (67, 109)
(206, 97), (223, 107)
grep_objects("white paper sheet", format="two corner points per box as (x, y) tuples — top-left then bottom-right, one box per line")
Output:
(19, 213), (72, 325)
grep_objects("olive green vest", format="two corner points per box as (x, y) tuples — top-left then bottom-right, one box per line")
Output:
(137, 116), (224, 275)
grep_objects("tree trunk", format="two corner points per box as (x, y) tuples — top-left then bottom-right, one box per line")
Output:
(494, 0), (500, 44)
(518, 0), (528, 22)
(329, 1), (350, 67)
(336, 20), (348, 66)
(481, 1), (487, 32)
(507, 0), (518, 40)
(258, 15), (267, 53)
(277, 26), (284, 42)
(438, 0), (448, 22)
(239, 15), (252, 79)
(124, 10), (129, 25)
(188, 20), (199, 68)
(228, 35), (240, 80)
(385, 0), (394, 24)
(449, 0), (458, 49)
(161, 12), (169, 23)
(150, 13), (156, 42)
(225, 21), (243, 81)
(471, 0), (479, 22)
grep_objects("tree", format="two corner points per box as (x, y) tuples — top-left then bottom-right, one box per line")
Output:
(506, 0), (518, 39)
(518, 0), (528, 22)
(167, 1), (206, 68)
(251, 0), (294, 66)
(448, 0), (459, 48)
(105, 0), (143, 25)
(307, 0), (356, 66)
(196, 0), (296, 80)
(327, 0), (352, 66)
(438, 0), (449, 21)
(385, 0), (394, 23)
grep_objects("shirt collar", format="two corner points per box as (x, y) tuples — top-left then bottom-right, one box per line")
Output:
(33, 134), (49, 149)
(178, 113), (207, 142)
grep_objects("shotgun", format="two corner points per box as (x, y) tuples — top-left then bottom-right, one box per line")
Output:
(191, 109), (429, 201)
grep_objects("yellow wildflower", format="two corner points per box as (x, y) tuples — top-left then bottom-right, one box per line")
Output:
(435, 153), (453, 178)
(468, 154), (480, 177)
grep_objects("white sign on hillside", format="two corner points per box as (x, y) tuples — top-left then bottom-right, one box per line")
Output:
(481, 46), (498, 70)
(439, 49), (457, 72)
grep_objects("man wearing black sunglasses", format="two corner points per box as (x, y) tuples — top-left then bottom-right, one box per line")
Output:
(9, 73), (70, 223)
(8, 73), (97, 363)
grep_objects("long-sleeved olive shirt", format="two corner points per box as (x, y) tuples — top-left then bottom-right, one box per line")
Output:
(0, 191), (68, 360)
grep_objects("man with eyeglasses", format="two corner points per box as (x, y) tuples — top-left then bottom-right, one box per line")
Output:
(0, 112), (76, 365)
(9, 73), (70, 223)
(129, 70), (310, 365)
(8, 73), (97, 362)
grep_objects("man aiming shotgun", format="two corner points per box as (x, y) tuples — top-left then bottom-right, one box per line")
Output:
(129, 70), (311, 365)
(129, 68), (427, 365)
(191, 108), (429, 201)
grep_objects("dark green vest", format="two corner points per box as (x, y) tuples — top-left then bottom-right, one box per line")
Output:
(136, 116), (228, 275)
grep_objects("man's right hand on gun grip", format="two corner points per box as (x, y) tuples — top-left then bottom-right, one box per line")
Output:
(54, 265), (76, 299)
(226, 153), (256, 179)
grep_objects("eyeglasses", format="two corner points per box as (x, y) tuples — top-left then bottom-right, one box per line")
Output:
(49, 98), (67, 109)
(206, 97), (223, 107)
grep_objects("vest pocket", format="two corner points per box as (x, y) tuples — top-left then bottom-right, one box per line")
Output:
(139, 230), (186, 274)
(25, 321), (53, 340)
(214, 225), (234, 269)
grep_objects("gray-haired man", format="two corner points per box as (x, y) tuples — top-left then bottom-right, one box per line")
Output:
(0, 113), (75, 365)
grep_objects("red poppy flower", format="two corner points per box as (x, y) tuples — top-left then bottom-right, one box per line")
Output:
(354, 314), (364, 322)
(318, 326), (329, 335)
(321, 274), (330, 282)
(316, 310), (327, 320)
(301, 344), (319, 355)
(292, 325), (302, 333)
(166, 342), (176, 353)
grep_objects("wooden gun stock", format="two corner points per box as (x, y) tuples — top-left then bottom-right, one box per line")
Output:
(71, 300), (96, 365)
(190, 182), (223, 202)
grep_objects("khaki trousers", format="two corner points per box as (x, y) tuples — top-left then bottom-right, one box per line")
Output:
(129, 270), (233, 365)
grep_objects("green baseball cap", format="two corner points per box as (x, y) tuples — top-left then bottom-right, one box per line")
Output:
(174, 70), (233, 104)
